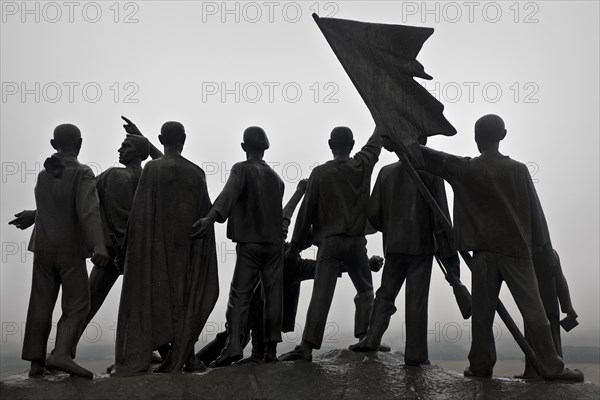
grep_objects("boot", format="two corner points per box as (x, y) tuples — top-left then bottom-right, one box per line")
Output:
(209, 336), (243, 368)
(263, 341), (278, 363)
(353, 291), (374, 340)
(349, 299), (392, 352)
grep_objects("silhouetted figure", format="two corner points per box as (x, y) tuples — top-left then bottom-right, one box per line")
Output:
(9, 124), (110, 378)
(192, 127), (285, 367)
(83, 118), (162, 340)
(12, 118), (162, 362)
(349, 138), (459, 366)
(114, 122), (218, 375)
(193, 180), (385, 365)
(279, 127), (382, 362)
(519, 247), (578, 378)
(405, 114), (582, 381)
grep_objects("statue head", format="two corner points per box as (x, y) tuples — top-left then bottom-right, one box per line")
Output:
(241, 126), (270, 154)
(474, 114), (506, 153)
(119, 134), (150, 165)
(50, 124), (82, 155)
(159, 121), (186, 152)
(329, 126), (355, 156)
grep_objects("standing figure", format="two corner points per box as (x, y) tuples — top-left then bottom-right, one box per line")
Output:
(10, 117), (161, 361)
(192, 127), (285, 367)
(83, 118), (161, 338)
(395, 114), (582, 381)
(115, 122), (218, 375)
(280, 126), (382, 362)
(10, 124), (109, 378)
(519, 246), (578, 378)
(192, 179), (385, 366)
(349, 138), (459, 366)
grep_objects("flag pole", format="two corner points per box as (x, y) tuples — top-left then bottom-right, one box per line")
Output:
(395, 145), (542, 376)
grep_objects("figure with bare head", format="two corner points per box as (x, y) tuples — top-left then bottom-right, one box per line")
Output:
(114, 121), (219, 375)
(10, 124), (109, 378)
(387, 114), (583, 382)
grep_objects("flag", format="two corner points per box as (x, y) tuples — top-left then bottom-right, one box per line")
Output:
(313, 14), (456, 161)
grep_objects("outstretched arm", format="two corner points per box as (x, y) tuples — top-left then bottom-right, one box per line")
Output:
(191, 163), (244, 239)
(8, 210), (36, 230)
(121, 116), (164, 159)
(282, 179), (308, 239)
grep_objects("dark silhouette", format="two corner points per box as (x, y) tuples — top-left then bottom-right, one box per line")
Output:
(519, 247), (578, 378)
(193, 180), (385, 365)
(114, 121), (218, 375)
(9, 124), (110, 378)
(11, 117), (163, 361)
(392, 114), (583, 381)
(349, 137), (460, 366)
(279, 127), (382, 362)
(191, 127), (285, 367)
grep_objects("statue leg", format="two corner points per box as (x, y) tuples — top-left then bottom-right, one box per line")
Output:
(301, 237), (343, 349)
(468, 251), (502, 378)
(404, 255), (433, 366)
(72, 262), (120, 357)
(350, 253), (406, 352)
(195, 331), (228, 365)
(499, 255), (564, 378)
(213, 243), (261, 367)
(259, 243), (283, 362)
(22, 253), (61, 377)
(46, 257), (93, 379)
(343, 237), (373, 340)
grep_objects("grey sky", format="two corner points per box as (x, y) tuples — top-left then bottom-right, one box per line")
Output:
(1, 1), (598, 363)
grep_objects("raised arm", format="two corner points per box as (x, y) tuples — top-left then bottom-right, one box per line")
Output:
(354, 126), (383, 168)
(121, 116), (164, 159)
(282, 179), (308, 239)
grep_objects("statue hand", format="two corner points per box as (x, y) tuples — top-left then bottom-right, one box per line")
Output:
(190, 218), (212, 240)
(368, 255), (384, 272)
(8, 210), (36, 230)
(121, 116), (143, 136)
(91, 245), (110, 267)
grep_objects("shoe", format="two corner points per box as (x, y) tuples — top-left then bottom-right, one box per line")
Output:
(236, 355), (264, 365)
(46, 355), (93, 379)
(405, 359), (430, 367)
(349, 338), (377, 352)
(546, 368), (584, 382)
(263, 342), (278, 363)
(209, 346), (243, 368)
(183, 357), (207, 372)
(28, 360), (47, 378)
(106, 364), (115, 374)
(278, 345), (312, 362)
(151, 351), (162, 364)
(263, 353), (279, 363)
(378, 343), (391, 352)
(463, 366), (492, 378)
(514, 373), (539, 380)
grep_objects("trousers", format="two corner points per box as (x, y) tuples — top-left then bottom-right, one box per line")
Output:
(468, 251), (564, 377)
(22, 252), (89, 361)
(303, 235), (373, 348)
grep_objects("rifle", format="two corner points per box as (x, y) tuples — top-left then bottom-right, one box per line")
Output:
(396, 146), (542, 377)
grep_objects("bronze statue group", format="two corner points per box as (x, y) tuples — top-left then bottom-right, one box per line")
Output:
(9, 114), (583, 382)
